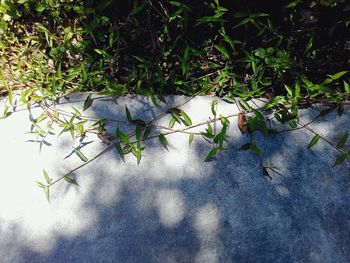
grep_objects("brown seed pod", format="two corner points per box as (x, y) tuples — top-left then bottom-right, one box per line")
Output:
(166, 108), (182, 115)
(238, 111), (248, 134)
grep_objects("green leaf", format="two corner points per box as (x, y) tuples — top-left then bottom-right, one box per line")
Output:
(125, 106), (133, 122)
(189, 133), (194, 146)
(304, 36), (313, 54)
(254, 48), (265, 58)
(34, 114), (48, 124)
(94, 49), (104, 55)
(214, 45), (230, 60)
(286, 0), (302, 8)
(171, 111), (181, 123)
(135, 126), (142, 141)
(159, 134), (169, 151)
(64, 175), (80, 186)
(132, 119), (146, 127)
(307, 134), (320, 149)
(344, 81), (350, 93)
(73, 147), (88, 162)
(205, 147), (218, 161)
(136, 149), (141, 165)
(288, 119), (297, 128)
(239, 99), (250, 110)
(44, 186), (50, 203)
(116, 128), (129, 144)
(115, 142), (125, 162)
(168, 117), (176, 128)
(83, 94), (93, 111)
(43, 169), (51, 184)
(211, 100), (218, 116)
(334, 153), (347, 166)
(201, 132), (215, 139)
(206, 123), (213, 135)
(36, 181), (46, 188)
(36, 4), (46, 12)
(285, 85), (293, 97)
(233, 17), (251, 28)
(143, 126), (152, 139)
(336, 131), (348, 149)
(327, 71), (348, 80)
(180, 110), (192, 126)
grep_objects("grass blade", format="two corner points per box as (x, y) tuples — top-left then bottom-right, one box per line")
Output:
(64, 175), (80, 186)
(125, 106), (133, 122)
(180, 110), (192, 126)
(83, 94), (93, 111)
(205, 147), (218, 161)
(159, 134), (168, 151)
(307, 134), (320, 149)
(336, 131), (348, 149)
(73, 147), (88, 162)
(189, 133), (194, 146)
(43, 169), (52, 184)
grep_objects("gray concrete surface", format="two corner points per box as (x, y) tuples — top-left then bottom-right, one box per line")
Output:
(0, 94), (349, 263)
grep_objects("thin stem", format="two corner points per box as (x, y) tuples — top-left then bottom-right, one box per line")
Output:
(299, 119), (345, 154)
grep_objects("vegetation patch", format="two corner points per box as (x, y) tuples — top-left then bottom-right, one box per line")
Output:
(0, 0), (349, 201)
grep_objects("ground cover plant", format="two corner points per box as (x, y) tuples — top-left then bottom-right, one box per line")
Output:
(0, 0), (349, 201)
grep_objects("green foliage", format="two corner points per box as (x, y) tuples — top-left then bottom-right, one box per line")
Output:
(2, 0), (349, 201)
(0, 0), (348, 102)
(307, 134), (320, 149)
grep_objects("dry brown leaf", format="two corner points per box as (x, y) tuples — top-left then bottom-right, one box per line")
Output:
(238, 111), (248, 134)
(97, 132), (112, 145)
(166, 108), (182, 115)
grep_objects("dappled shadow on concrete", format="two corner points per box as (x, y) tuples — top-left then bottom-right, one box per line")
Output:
(0, 95), (349, 263)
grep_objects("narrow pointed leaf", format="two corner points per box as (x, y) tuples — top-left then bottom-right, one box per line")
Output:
(211, 100), (218, 116)
(344, 81), (350, 93)
(44, 186), (50, 203)
(180, 110), (192, 126)
(334, 153), (347, 166)
(327, 70), (348, 80)
(336, 131), (348, 149)
(239, 100), (250, 110)
(143, 126), (152, 139)
(116, 128), (129, 144)
(43, 169), (51, 184)
(36, 181), (46, 188)
(171, 111), (181, 123)
(64, 175), (80, 186)
(189, 133), (194, 146)
(125, 106), (133, 122)
(135, 126), (142, 141)
(73, 147), (88, 162)
(207, 123), (213, 135)
(307, 134), (320, 149)
(159, 134), (168, 150)
(168, 117), (176, 128)
(137, 149), (141, 165)
(83, 94), (93, 111)
(284, 85), (293, 97)
(115, 141), (125, 162)
(288, 119), (297, 128)
(205, 147), (218, 161)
